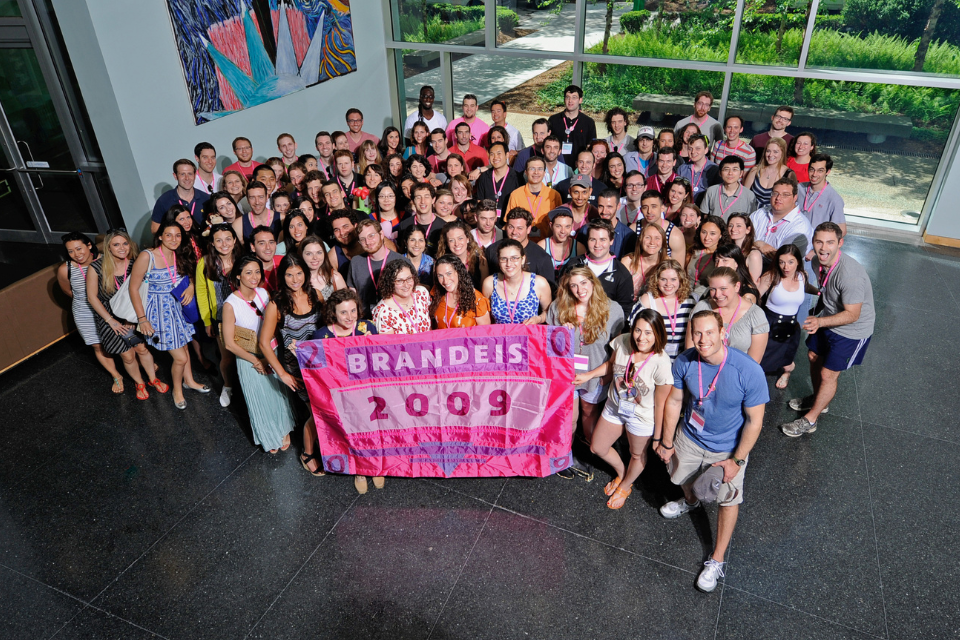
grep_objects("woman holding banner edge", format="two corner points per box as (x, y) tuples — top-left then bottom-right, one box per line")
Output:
(549, 267), (624, 481)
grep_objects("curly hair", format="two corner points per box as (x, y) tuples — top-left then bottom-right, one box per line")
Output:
(322, 288), (363, 325)
(554, 267), (611, 345)
(377, 259), (419, 300)
(604, 106), (629, 135)
(436, 220), (485, 273)
(693, 215), (731, 252)
(645, 258), (692, 303)
(429, 254), (477, 319)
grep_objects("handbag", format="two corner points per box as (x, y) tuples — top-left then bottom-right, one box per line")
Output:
(110, 273), (148, 324)
(171, 276), (201, 324)
(233, 325), (262, 357)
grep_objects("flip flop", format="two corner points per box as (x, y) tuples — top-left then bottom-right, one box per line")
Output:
(111, 377), (123, 394)
(604, 476), (622, 497)
(776, 371), (792, 390)
(607, 485), (632, 510)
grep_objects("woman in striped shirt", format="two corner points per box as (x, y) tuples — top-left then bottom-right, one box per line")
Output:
(628, 259), (696, 360)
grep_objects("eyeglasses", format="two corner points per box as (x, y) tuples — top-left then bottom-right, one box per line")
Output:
(499, 256), (522, 264)
(625, 183), (644, 189)
(106, 227), (128, 234)
(347, 119), (362, 124)
(394, 276), (415, 285)
(235, 146), (252, 152)
(773, 114), (792, 122)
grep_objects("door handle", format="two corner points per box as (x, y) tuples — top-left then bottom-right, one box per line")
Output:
(16, 140), (43, 189)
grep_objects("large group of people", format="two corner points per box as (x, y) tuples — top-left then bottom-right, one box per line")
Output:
(58, 86), (874, 593)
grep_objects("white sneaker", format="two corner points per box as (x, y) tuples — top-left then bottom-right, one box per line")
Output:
(660, 498), (701, 519)
(219, 386), (232, 408)
(697, 559), (726, 592)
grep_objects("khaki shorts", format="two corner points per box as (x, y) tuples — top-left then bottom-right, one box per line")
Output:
(668, 428), (747, 506)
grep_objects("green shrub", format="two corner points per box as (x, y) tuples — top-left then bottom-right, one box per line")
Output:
(497, 7), (519, 32)
(398, 6), (520, 42)
(841, 0), (960, 47)
(619, 10), (650, 34)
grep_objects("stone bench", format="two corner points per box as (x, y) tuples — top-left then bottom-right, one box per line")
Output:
(632, 92), (913, 143)
(404, 30), (486, 67)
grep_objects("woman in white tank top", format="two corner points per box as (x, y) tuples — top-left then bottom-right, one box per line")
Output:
(758, 244), (811, 388)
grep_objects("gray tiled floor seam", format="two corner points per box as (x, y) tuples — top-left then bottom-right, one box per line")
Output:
(854, 367), (892, 639)
(242, 493), (362, 639)
(425, 481), (507, 640)
(48, 603), (171, 640)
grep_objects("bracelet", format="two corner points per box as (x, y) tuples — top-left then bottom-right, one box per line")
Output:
(137, 316), (146, 320)
(652, 438), (661, 443)
(661, 443), (674, 450)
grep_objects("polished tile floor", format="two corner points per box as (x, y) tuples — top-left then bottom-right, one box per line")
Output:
(1, 235), (958, 640)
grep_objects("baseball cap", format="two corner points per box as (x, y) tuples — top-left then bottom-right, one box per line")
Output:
(692, 466), (740, 504)
(637, 126), (655, 139)
(569, 174), (592, 190)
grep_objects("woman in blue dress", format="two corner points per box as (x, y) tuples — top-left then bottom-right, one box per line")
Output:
(481, 239), (552, 325)
(129, 220), (211, 410)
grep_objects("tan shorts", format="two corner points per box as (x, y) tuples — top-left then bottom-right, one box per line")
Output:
(667, 428), (747, 506)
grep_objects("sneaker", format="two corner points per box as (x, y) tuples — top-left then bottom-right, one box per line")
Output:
(788, 396), (829, 414)
(696, 559), (726, 592)
(660, 498), (701, 519)
(219, 386), (232, 408)
(780, 416), (817, 438)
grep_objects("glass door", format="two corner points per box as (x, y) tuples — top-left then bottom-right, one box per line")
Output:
(0, 0), (112, 243)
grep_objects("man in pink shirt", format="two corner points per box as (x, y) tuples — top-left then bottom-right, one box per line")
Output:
(445, 94), (490, 147)
(344, 108), (379, 154)
(223, 136), (262, 181)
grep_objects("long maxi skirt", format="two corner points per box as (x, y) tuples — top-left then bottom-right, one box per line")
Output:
(236, 358), (295, 451)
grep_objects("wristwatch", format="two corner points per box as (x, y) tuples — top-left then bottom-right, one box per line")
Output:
(732, 455), (746, 467)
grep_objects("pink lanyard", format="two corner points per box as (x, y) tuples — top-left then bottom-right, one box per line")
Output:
(337, 174), (353, 196)
(563, 115), (579, 136)
(442, 294), (459, 328)
(694, 252), (711, 282)
(625, 351), (654, 389)
(817, 252), (841, 295)
(113, 259), (129, 291)
(419, 214), (436, 241)
(196, 174), (213, 193)
(660, 296), (678, 336)
(158, 249), (180, 286)
(697, 346), (728, 406)
(392, 295), (419, 332)
(802, 184), (827, 214)
(492, 170), (509, 200)
(525, 188), (542, 216)
(548, 163), (561, 185)
(586, 255), (612, 272)
(691, 165), (705, 193)
(718, 186), (743, 218)
(549, 237), (571, 265)
(504, 276), (525, 324)
(178, 199), (196, 220)
(766, 213), (788, 239)
(367, 256), (383, 289)
(723, 297), (743, 345)
(624, 204), (641, 227)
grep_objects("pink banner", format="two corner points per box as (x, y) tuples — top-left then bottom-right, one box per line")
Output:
(297, 325), (576, 478)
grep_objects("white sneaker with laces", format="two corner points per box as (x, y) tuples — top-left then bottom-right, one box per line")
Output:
(219, 386), (233, 408)
(660, 498), (700, 519)
(697, 559), (726, 592)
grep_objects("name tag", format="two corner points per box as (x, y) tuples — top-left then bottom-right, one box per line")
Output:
(574, 354), (589, 372)
(618, 399), (636, 421)
(561, 143), (573, 156)
(690, 405), (706, 433)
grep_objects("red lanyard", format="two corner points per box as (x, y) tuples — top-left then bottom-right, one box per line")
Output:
(504, 276), (525, 324)
(718, 186), (743, 218)
(818, 252), (841, 295)
(392, 295), (419, 331)
(158, 249), (180, 285)
(802, 184), (827, 214)
(442, 293), (459, 328)
(625, 351), (654, 389)
(697, 346), (728, 406)
(723, 296), (743, 346)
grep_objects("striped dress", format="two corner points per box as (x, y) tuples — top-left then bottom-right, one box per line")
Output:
(91, 260), (142, 354)
(68, 260), (100, 346)
(629, 293), (697, 360)
(279, 304), (322, 404)
(227, 288), (295, 452)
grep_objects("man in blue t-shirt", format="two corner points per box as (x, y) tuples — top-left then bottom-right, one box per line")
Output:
(150, 159), (210, 233)
(656, 310), (769, 593)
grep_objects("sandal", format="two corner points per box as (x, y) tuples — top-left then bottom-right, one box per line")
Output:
(607, 485), (632, 510)
(280, 435), (291, 452)
(135, 382), (149, 401)
(604, 476), (622, 497)
(111, 377), (124, 394)
(148, 378), (169, 394)
(776, 371), (792, 390)
(300, 452), (326, 477)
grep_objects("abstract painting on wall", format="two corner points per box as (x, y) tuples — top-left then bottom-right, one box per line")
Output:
(165, 0), (357, 125)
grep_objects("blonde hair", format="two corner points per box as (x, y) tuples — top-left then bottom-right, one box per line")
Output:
(758, 137), (789, 174)
(100, 230), (140, 296)
(555, 267), (611, 345)
(645, 258), (691, 302)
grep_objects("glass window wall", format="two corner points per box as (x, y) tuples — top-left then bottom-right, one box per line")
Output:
(393, 0), (485, 46)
